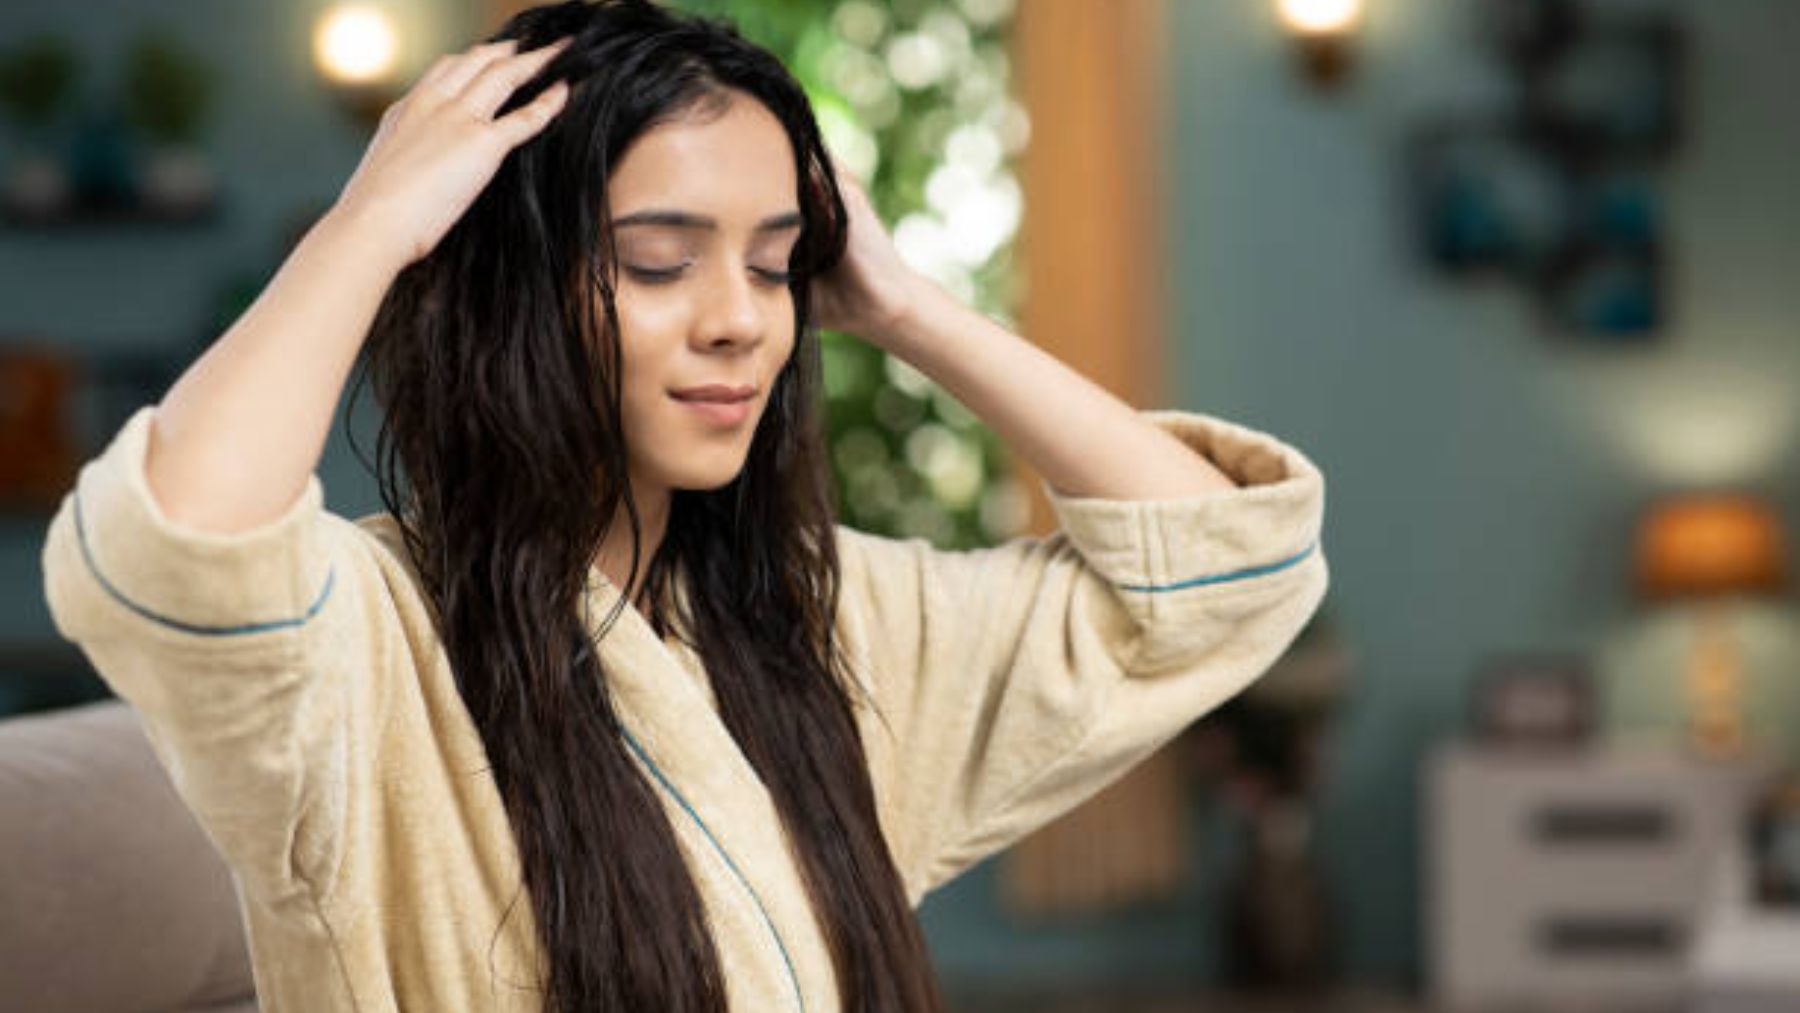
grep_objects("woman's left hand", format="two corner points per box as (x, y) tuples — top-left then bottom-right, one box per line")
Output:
(810, 159), (931, 349)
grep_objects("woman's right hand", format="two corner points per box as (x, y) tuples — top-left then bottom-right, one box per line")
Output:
(328, 35), (575, 270)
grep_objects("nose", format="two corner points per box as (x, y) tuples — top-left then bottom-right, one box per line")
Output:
(693, 258), (765, 350)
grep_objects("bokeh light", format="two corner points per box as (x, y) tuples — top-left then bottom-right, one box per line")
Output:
(311, 4), (400, 86)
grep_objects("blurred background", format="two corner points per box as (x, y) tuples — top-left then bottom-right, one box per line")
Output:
(3, 0), (1799, 1010)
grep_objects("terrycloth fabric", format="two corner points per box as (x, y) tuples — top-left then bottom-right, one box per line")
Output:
(40, 402), (1328, 1012)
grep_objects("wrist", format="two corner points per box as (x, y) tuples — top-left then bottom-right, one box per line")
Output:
(874, 271), (952, 352)
(313, 200), (413, 279)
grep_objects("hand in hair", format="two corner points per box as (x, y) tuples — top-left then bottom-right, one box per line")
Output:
(811, 156), (936, 349)
(330, 35), (575, 270)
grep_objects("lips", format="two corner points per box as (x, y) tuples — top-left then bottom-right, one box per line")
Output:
(670, 383), (756, 403)
(673, 390), (754, 427)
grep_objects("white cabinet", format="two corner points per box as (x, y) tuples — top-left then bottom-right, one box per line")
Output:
(1426, 743), (1765, 1010)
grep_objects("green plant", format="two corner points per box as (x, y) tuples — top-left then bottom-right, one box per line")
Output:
(0, 34), (80, 135)
(122, 30), (216, 146)
(671, 0), (1024, 549)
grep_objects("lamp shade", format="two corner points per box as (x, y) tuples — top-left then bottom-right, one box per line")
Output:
(1635, 494), (1789, 600)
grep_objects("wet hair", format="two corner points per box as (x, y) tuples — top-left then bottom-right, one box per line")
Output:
(351, 1), (945, 1010)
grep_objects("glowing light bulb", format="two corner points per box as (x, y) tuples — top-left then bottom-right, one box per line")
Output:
(1276, 0), (1364, 35)
(314, 5), (400, 86)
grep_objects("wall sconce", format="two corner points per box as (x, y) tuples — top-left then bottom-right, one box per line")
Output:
(312, 3), (404, 130)
(1275, 0), (1365, 91)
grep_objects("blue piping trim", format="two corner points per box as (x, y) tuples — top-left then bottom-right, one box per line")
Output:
(72, 487), (335, 636)
(1117, 539), (1318, 593)
(621, 725), (806, 1013)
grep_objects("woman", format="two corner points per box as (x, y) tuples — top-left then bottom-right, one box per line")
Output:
(40, 1), (1328, 1010)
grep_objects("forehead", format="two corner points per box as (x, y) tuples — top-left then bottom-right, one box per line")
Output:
(608, 90), (798, 222)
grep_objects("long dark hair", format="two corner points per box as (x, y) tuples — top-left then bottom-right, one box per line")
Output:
(350, 1), (945, 1009)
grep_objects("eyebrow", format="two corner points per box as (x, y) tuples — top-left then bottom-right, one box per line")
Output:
(613, 209), (804, 233)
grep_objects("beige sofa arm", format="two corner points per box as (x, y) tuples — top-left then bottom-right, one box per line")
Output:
(0, 698), (258, 1012)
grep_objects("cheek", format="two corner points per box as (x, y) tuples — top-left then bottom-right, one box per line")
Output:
(613, 289), (690, 349)
(609, 304), (677, 421)
(773, 298), (797, 351)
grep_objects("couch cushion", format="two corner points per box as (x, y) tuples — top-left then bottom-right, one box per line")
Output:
(0, 698), (257, 1011)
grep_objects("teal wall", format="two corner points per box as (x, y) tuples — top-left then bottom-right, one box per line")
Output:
(0, 0), (472, 646)
(1164, 0), (1800, 985)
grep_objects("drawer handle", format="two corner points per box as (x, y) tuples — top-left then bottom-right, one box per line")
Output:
(1537, 915), (1684, 958)
(1533, 804), (1675, 844)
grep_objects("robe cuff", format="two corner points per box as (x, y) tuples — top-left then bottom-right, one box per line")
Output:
(1041, 408), (1325, 621)
(50, 403), (334, 640)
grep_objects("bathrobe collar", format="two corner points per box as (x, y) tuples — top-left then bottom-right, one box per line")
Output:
(581, 569), (835, 1010)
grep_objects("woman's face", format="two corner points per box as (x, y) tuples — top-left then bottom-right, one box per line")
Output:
(602, 88), (801, 496)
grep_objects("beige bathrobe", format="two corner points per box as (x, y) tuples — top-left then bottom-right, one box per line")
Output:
(40, 402), (1327, 1012)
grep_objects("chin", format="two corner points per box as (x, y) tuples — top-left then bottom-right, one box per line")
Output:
(676, 474), (742, 493)
(666, 460), (750, 492)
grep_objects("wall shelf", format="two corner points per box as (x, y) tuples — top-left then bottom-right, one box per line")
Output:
(0, 195), (221, 231)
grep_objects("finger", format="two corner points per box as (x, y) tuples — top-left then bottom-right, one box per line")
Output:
(462, 36), (573, 117)
(493, 78), (571, 146)
(421, 38), (520, 97)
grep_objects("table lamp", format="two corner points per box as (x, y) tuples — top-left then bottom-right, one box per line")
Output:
(1635, 494), (1789, 759)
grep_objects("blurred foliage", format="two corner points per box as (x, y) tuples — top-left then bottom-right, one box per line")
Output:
(670, 0), (1027, 548)
(0, 34), (81, 137)
(121, 30), (217, 147)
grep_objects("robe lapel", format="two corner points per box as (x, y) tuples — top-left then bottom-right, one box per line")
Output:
(580, 573), (837, 1010)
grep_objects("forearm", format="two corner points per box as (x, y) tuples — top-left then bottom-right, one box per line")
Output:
(146, 206), (406, 534)
(876, 276), (1238, 500)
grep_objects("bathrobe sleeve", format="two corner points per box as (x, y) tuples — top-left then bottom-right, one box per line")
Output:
(39, 404), (402, 911)
(833, 408), (1328, 903)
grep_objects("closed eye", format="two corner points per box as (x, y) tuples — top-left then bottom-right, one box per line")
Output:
(626, 264), (792, 287)
(625, 264), (687, 284)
